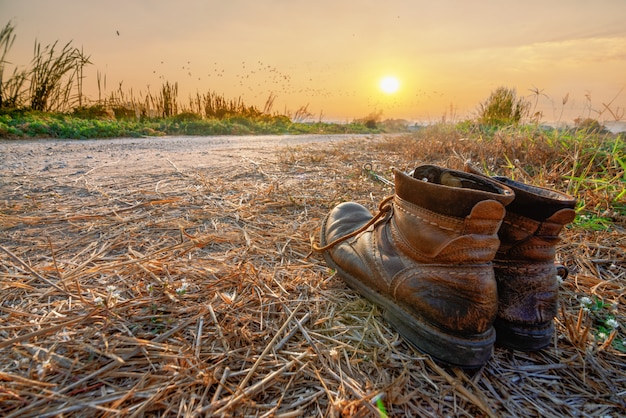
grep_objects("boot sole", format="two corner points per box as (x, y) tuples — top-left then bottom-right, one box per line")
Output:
(495, 319), (553, 351)
(321, 251), (495, 368)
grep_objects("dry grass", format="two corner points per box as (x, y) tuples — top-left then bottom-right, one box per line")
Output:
(1, 132), (624, 417)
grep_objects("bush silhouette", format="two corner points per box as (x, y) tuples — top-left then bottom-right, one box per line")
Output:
(477, 87), (530, 126)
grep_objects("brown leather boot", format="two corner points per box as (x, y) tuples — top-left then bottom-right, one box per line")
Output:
(317, 165), (514, 367)
(485, 175), (576, 351)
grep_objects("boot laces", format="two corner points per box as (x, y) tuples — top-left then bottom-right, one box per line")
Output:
(313, 195), (394, 252)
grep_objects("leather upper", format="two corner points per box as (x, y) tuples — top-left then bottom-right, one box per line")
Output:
(321, 167), (515, 335)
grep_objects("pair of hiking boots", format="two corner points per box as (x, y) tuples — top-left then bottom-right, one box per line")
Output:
(317, 165), (576, 368)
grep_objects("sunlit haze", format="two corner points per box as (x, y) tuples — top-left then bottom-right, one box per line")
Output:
(2, 0), (625, 124)
(380, 76), (401, 95)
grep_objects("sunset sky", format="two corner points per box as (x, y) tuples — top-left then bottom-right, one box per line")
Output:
(2, 0), (625, 124)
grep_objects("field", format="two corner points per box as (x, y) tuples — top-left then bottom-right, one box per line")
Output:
(0, 126), (624, 417)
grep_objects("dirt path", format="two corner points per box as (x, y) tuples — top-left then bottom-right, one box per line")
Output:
(0, 133), (379, 180)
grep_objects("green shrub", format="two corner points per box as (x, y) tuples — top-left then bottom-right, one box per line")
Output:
(171, 111), (202, 122)
(111, 105), (136, 120)
(477, 87), (530, 126)
(72, 104), (115, 119)
(573, 118), (609, 134)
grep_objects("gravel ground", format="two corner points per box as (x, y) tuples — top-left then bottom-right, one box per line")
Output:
(0, 133), (377, 179)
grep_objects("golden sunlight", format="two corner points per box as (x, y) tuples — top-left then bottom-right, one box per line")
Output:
(379, 76), (400, 94)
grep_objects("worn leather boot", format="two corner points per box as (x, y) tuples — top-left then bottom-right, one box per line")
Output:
(483, 175), (576, 351)
(317, 165), (514, 367)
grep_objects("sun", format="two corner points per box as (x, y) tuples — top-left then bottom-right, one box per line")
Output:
(379, 76), (400, 94)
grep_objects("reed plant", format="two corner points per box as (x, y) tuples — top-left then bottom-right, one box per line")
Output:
(0, 22), (28, 109)
(28, 40), (91, 111)
(0, 21), (91, 112)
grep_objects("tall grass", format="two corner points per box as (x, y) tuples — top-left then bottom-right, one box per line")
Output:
(0, 21), (91, 112)
(0, 22), (233, 120)
(0, 21), (28, 109)
(158, 81), (177, 117)
(29, 40), (91, 111)
(96, 83), (282, 122)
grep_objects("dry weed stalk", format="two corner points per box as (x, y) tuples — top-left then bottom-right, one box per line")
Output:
(1, 134), (624, 417)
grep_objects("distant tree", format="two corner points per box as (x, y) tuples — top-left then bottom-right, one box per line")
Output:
(477, 87), (530, 126)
